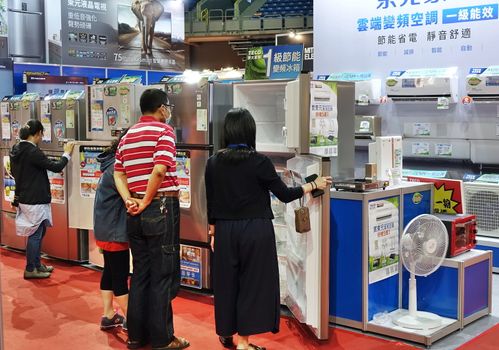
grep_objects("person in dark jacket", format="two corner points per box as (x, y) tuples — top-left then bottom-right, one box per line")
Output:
(10, 120), (75, 279)
(93, 129), (130, 331)
(205, 108), (332, 350)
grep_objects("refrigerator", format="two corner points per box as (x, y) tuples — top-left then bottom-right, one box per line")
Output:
(37, 90), (89, 261)
(7, 0), (46, 63)
(231, 75), (354, 340)
(162, 78), (233, 290)
(85, 82), (150, 141)
(0, 93), (39, 250)
(83, 81), (148, 268)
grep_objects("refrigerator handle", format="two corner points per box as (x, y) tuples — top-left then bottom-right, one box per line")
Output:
(8, 9), (43, 16)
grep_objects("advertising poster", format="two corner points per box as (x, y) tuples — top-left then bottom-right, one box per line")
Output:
(180, 244), (202, 289)
(47, 157), (65, 204)
(176, 150), (191, 209)
(406, 176), (464, 214)
(79, 146), (103, 198)
(245, 45), (304, 80)
(40, 100), (52, 143)
(61, 0), (185, 71)
(1, 102), (10, 141)
(3, 155), (14, 202)
(276, 31), (313, 73)
(368, 197), (400, 284)
(309, 81), (338, 157)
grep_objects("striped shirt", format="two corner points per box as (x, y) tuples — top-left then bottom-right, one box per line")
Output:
(115, 116), (179, 194)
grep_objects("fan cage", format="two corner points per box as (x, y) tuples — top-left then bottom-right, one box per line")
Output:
(464, 183), (499, 236)
(401, 214), (449, 276)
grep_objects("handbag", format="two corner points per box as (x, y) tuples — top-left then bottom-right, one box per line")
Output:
(291, 171), (311, 233)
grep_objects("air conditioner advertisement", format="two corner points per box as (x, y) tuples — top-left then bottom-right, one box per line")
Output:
(368, 196), (399, 284)
(309, 81), (338, 157)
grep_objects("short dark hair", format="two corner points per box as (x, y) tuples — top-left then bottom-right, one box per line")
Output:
(140, 88), (169, 114)
(222, 108), (256, 149)
(19, 120), (44, 140)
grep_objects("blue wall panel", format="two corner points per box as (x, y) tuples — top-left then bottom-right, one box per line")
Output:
(464, 260), (489, 317)
(13, 63), (61, 94)
(402, 266), (458, 319)
(403, 190), (431, 228)
(62, 66), (106, 84)
(368, 274), (399, 321)
(476, 245), (499, 268)
(330, 198), (363, 322)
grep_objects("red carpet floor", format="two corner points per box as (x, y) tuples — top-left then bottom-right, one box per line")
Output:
(0, 248), (419, 350)
(456, 323), (499, 350)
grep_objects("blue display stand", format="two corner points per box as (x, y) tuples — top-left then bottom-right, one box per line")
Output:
(476, 236), (499, 273)
(330, 181), (493, 346)
(329, 182), (432, 330)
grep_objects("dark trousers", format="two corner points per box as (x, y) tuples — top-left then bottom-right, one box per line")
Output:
(126, 197), (180, 348)
(26, 223), (46, 272)
(101, 249), (130, 297)
(214, 218), (280, 337)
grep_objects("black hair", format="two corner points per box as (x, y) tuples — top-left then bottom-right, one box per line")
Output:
(106, 128), (129, 155)
(140, 88), (169, 114)
(19, 120), (44, 140)
(218, 108), (257, 163)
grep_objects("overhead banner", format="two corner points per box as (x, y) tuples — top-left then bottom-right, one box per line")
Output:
(245, 45), (304, 80)
(60, 0), (185, 70)
(276, 32), (313, 73)
(315, 0), (499, 83)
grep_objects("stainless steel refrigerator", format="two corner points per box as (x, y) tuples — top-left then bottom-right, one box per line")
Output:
(84, 81), (148, 267)
(163, 78), (233, 290)
(7, 0), (45, 63)
(37, 91), (88, 261)
(0, 93), (39, 250)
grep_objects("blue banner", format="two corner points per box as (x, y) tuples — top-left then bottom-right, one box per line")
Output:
(268, 45), (304, 80)
(245, 44), (303, 80)
(442, 4), (498, 24)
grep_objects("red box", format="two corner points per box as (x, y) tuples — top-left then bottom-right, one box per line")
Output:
(435, 214), (477, 257)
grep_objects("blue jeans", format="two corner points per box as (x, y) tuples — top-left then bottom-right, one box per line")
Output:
(126, 197), (180, 348)
(26, 223), (46, 272)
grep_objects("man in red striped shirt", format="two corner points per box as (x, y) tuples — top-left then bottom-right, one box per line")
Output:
(114, 89), (189, 350)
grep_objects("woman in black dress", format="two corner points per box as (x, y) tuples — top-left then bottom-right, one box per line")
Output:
(205, 108), (331, 350)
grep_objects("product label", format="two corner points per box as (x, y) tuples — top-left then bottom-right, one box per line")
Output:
(79, 146), (104, 198)
(180, 245), (202, 289)
(176, 150), (191, 209)
(368, 197), (399, 284)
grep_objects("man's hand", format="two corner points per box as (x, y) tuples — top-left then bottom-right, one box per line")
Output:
(126, 198), (150, 216)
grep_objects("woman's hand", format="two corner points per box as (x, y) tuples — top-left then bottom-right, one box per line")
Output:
(302, 176), (333, 194)
(314, 176), (333, 190)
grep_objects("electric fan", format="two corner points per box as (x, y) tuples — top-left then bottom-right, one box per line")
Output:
(393, 214), (449, 330)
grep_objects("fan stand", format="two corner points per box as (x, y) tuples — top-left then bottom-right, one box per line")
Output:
(393, 272), (443, 330)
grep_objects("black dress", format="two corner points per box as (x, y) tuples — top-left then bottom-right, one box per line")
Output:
(205, 152), (303, 336)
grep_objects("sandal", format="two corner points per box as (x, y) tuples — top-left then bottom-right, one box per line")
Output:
(152, 336), (190, 350)
(219, 336), (235, 348)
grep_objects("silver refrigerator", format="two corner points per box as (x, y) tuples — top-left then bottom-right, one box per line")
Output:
(37, 91), (89, 261)
(164, 78), (233, 290)
(83, 81), (148, 268)
(0, 93), (39, 250)
(7, 0), (46, 63)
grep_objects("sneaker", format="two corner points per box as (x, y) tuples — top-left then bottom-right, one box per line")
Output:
(100, 313), (125, 330)
(24, 269), (51, 279)
(37, 264), (54, 273)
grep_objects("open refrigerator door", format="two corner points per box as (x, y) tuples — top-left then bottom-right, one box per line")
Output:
(272, 155), (331, 339)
